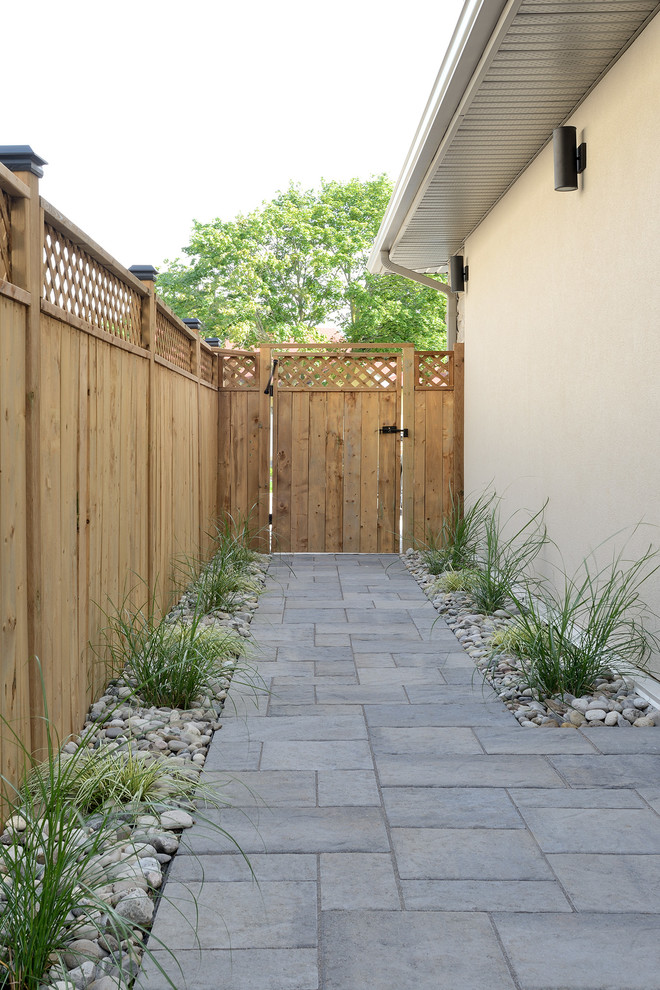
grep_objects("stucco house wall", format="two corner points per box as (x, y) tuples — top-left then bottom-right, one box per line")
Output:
(460, 13), (660, 677)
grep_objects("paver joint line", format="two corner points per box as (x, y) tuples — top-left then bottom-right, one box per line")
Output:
(139, 553), (660, 990)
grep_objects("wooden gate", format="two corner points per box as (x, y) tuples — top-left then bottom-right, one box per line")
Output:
(217, 343), (463, 553)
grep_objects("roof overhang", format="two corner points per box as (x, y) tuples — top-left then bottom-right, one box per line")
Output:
(369, 0), (660, 276)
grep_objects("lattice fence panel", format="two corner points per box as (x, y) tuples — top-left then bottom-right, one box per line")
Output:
(277, 353), (400, 390)
(0, 190), (11, 282)
(221, 354), (258, 389)
(42, 224), (142, 343)
(415, 351), (453, 389)
(155, 307), (194, 372)
(200, 347), (216, 385)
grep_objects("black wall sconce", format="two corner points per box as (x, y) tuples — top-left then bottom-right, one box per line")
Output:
(449, 255), (468, 292)
(553, 126), (586, 191)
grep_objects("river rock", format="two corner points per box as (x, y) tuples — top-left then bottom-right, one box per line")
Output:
(114, 890), (153, 926)
(158, 809), (194, 830)
(66, 961), (97, 987)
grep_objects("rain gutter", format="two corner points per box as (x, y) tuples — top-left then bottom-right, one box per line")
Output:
(368, 0), (511, 275)
(378, 250), (457, 350)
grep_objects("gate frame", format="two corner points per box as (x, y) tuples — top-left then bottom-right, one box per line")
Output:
(217, 341), (464, 553)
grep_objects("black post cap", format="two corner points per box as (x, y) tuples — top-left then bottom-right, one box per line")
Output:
(129, 265), (158, 282)
(0, 146), (47, 177)
(204, 337), (221, 347)
(182, 318), (203, 332)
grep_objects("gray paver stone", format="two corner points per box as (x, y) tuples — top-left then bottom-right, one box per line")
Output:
(321, 911), (516, 990)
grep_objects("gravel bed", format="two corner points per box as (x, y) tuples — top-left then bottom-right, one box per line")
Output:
(0, 555), (269, 990)
(403, 549), (660, 729)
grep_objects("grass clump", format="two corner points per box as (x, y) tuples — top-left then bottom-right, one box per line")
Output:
(418, 488), (494, 574)
(210, 511), (263, 572)
(506, 544), (660, 699)
(0, 801), (129, 989)
(176, 511), (264, 614)
(433, 568), (481, 594)
(0, 706), (174, 990)
(470, 501), (548, 614)
(488, 618), (537, 658)
(190, 559), (260, 615)
(101, 600), (248, 710)
(27, 744), (201, 816)
(0, 667), (252, 989)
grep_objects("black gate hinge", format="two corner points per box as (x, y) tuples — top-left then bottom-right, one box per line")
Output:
(379, 426), (409, 437)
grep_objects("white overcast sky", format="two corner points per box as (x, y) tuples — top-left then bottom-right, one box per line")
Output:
(4, 0), (464, 271)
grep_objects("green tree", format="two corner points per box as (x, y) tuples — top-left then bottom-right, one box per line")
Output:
(157, 176), (447, 348)
(344, 273), (447, 348)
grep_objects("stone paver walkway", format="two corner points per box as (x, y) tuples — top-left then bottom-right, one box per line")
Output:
(139, 554), (660, 990)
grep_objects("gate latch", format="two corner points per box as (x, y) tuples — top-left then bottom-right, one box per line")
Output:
(379, 426), (409, 437)
(264, 358), (279, 396)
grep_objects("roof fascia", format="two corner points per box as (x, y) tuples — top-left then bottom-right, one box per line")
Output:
(368, 0), (517, 274)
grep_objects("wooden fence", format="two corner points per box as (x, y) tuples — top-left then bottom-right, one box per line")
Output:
(0, 150), (463, 789)
(215, 344), (464, 554)
(0, 157), (220, 782)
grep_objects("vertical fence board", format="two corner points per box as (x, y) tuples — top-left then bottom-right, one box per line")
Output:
(324, 392), (344, 552)
(258, 348), (272, 540)
(360, 393), (379, 553)
(246, 391), (261, 537)
(200, 384), (219, 555)
(342, 392), (362, 552)
(40, 318), (63, 745)
(412, 390), (427, 546)
(275, 391), (293, 552)
(441, 390), (455, 527)
(76, 332), (90, 703)
(453, 342), (465, 503)
(401, 346), (415, 550)
(377, 391), (398, 553)
(426, 391), (445, 540)
(59, 325), (78, 733)
(0, 296), (30, 783)
(232, 393), (249, 531)
(86, 338), (101, 688)
(217, 387), (261, 542)
(217, 392), (231, 519)
(289, 391), (309, 552)
(307, 393), (327, 550)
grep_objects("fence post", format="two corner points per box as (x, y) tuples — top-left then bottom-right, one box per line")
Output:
(182, 319), (207, 558)
(0, 147), (47, 755)
(258, 346), (272, 546)
(401, 344), (415, 551)
(453, 341), (465, 503)
(129, 265), (158, 606)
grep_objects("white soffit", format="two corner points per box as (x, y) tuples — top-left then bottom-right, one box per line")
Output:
(370, 0), (660, 275)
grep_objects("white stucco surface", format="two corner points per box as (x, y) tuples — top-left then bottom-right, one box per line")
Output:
(462, 14), (660, 675)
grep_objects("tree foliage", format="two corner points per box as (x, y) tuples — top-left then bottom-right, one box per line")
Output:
(157, 176), (447, 348)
